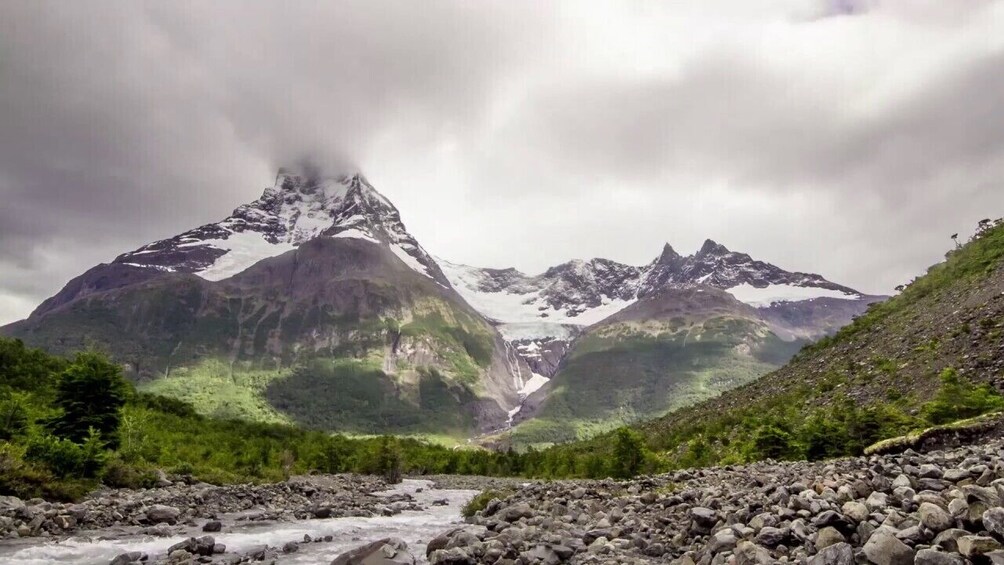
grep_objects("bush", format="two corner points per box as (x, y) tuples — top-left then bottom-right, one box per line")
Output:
(921, 368), (1004, 425)
(102, 456), (159, 489)
(462, 489), (511, 518)
(751, 424), (795, 460)
(24, 429), (107, 479)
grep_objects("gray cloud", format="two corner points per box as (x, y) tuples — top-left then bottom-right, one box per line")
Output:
(1, 0), (1003, 324)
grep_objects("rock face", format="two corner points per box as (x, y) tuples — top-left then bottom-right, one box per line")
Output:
(429, 439), (1004, 564)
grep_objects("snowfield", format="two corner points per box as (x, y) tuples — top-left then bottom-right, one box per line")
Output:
(726, 283), (860, 307)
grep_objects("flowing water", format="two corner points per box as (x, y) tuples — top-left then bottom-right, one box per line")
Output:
(0, 479), (479, 564)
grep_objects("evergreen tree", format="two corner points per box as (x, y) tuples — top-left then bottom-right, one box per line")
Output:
(611, 427), (645, 479)
(47, 352), (130, 448)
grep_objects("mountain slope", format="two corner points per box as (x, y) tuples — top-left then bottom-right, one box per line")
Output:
(3, 165), (884, 440)
(443, 242), (881, 443)
(600, 218), (1004, 466)
(510, 286), (808, 443)
(4, 168), (524, 435)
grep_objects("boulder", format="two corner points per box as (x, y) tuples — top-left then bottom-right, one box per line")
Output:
(958, 535), (1002, 558)
(808, 542), (854, 565)
(914, 549), (965, 565)
(984, 507), (1004, 539)
(862, 528), (915, 565)
(332, 538), (416, 565)
(919, 502), (954, 532)
(145, 505), (181, 525)
(815, 526), (845, 550)
(109, 552), (147, 565)
(202, 520), (222, 532)
(501, 503), (533, 523)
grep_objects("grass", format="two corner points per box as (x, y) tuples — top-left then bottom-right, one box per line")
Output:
(140, 358), (293, 424)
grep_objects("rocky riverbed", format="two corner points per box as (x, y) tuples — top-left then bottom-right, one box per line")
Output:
(430, 440), (1004, 564)
(0, 477), (477, 564)
(0, 474), (391, 540)
(5, 438), (1004, 564)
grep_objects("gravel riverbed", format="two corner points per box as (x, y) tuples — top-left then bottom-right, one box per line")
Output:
(428, 440), (1004, 564)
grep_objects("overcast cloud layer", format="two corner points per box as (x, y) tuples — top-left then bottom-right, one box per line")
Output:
(2, 0), (1003, 324)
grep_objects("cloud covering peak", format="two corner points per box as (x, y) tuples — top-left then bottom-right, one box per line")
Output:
(1, 0), (1003, 323)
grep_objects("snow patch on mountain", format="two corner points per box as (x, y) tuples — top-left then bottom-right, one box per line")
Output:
(390, 243), (436, 281)
(726, 283), (861, 307)
(332, 228), (379, 244)
(437, 259), (636, 340)
(518, 372), (550, 397)
(114, 168), (448, 286)
(195, 232), (297, 282)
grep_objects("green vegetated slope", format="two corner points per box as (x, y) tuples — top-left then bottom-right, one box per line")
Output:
(3, 238), (501, 437)
(0, 338), (530, 501)
(544, 219), (1004, 471)
(513, 287), (805, 446)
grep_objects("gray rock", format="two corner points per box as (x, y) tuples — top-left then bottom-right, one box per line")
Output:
(914, 549), (964, 565)
(958, 535), (1002, 557)
(734, 540), (773, 564)
(808, 542), (854, 565)
(754, 526), (786, 547)
(919, 502), (954, 532)
(933, 529), (970, 553)
(145, 505), (181, 525)
(691, 507), (718, 528)
(109, 552), (146, 565)
(842, 501), (869, 523)
(202, 520), (222, 532)
(984, 507), (1004, 538)
(863, 529), (915, 565)
(708, 529), (738, 553)
(332, 538), (415, 565)
(815, 526), (845, 550)
(501, 503), (532, 522)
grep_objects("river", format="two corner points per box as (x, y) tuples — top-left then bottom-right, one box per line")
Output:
(0, 479), (479, 564)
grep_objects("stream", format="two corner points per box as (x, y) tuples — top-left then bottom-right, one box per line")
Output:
(0, 479), (479, 564)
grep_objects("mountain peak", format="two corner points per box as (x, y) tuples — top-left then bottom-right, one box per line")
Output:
(697, 239), (730, 257)
(111, 169), (447, 285)
(656, 243), (682, 264)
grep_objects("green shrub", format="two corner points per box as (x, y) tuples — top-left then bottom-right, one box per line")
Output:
(24, 429), (107, 479)
(751, 424), (795, 460)
(102, 456), (158, 489)
(921, 368), (1004, 425)
(462, 489), (511, 518)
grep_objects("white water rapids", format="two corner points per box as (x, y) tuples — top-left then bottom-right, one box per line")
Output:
(0, 479), (479, 564)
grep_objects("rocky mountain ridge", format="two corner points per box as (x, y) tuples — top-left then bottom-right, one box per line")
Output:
(3, 166), (881, 438)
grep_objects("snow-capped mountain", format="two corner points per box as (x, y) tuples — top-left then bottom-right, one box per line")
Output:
(4, 165), (883, 439)
(115, 168), (448, 286)
(438, 239), (876, 397)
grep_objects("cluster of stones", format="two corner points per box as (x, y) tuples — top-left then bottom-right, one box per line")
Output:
(109, 529), (346, 564)
(429, 440), (1004, 564)
(0, 474), (391, 539)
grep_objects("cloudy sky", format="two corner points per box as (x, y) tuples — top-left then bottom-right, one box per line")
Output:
(1, 0), (1003, 324)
